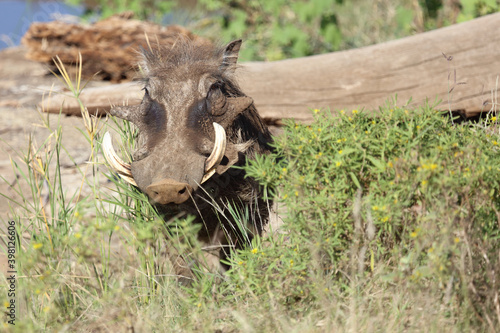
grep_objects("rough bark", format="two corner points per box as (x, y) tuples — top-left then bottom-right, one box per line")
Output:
(21, 12), (208, 82)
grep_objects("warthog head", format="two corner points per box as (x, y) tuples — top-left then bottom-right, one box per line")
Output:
(103, 39), (273, 267)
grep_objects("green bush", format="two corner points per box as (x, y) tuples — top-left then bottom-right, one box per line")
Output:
(195, 0), (500, 60)
(66, 0), (500, 61)
(212, 102), (500, 328)
(66, 0), (175, 21)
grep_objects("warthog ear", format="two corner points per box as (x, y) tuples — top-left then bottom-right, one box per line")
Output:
(216, 96), (253, 128)
(220, 39), (242, 72)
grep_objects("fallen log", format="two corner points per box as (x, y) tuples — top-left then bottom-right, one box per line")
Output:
(40, 13), (500, 121)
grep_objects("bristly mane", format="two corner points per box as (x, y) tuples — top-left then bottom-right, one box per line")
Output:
(141, 38), (237, 79)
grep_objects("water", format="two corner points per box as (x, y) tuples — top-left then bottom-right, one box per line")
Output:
(0, 0), (84, 50)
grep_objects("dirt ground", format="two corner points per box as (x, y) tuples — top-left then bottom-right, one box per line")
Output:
(0, 46), (117, 203)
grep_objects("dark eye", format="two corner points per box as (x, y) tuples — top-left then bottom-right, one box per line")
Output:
(207, 81), (222, 98)
(142, 87), (149, 96)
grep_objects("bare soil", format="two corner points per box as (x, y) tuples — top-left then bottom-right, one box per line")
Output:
(0, 46), (116, 213)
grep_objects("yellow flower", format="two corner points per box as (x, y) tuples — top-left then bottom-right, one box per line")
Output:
(114, 225), (120, 231)
(410, 231), (417, 238)
(314, 108), (320, 114)
(421, 180), (428, 186)
(352, 109), (358, 114)
(491, 116), (497, 122)
(33, 243), (43, 250)
(493, 141), (498, 146)
(372, 205), (379, 211)
(75, 233), (82, 239)
(340, 110), (345, 114)
(338, 150), (343, 154)
(335, 161), (342, 167)
(454, 237), (460, 243)
(251, 248), (258, 254)
(295, 191), (299, 196)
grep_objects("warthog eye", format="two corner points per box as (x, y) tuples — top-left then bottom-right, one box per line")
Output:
(141, 87), (149, 96)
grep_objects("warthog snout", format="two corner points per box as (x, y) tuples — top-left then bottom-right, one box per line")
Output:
(146, 179), (193, 205)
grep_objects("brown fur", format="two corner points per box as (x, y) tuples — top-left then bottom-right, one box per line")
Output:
(110, 38), (273, 274)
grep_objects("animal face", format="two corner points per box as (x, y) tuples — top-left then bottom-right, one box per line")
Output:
(103, 39), (268, 208)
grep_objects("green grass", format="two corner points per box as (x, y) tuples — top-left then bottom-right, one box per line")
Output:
(1, 63), (500, 331)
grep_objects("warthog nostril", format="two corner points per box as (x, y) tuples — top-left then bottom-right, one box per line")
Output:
(146, 179), (193, 205)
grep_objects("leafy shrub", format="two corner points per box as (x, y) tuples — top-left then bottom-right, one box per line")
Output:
(218, 102), (500, 328)
(66, 0), (175, 21)
(195, 0), (500, 60)
(66, 0), (500, 61)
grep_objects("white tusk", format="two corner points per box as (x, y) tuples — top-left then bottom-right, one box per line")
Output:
(201, 122), (226, 184)
(102, 132), (137, 186)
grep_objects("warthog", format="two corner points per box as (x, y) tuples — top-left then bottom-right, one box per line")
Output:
(103, 38), (273, 273)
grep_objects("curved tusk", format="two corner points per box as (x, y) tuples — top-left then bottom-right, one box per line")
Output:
(102, 132), (137, 186)
(201, 122), (226, 184)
